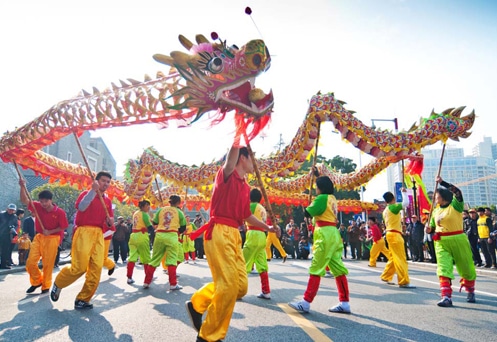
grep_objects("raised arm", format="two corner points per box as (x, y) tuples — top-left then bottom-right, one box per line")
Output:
(223, 145), (241, 181)
(438, 176), (463, 202)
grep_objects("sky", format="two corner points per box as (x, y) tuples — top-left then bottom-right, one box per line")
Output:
(1, 0), (496, 202)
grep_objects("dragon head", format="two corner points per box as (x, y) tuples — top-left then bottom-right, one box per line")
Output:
(153, 34), (273, 123)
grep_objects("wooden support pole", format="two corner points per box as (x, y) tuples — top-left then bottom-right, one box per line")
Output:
(308, 122), (321, 205)
(13, 161), (47, 233)
(72, 132), (111, 219)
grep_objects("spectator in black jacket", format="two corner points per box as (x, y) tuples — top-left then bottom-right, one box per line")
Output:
(407, 215), (425, 262)
(23, 212), (36, 241)
(464, 209), (482, 266)
(0, 204), (19, 269)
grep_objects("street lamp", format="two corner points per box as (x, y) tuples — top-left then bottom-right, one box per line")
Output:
(370, 117), (402, 199)
(371, 118), (398, 132)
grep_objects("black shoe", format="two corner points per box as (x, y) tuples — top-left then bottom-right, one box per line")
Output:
(186, 300), (202, 332)
(50, 283), (62, 302)
(41, 289), (49, 294)
(26, 284), (42, 294)
(74, 300), (93, 310)
(108, 267), (115, 276)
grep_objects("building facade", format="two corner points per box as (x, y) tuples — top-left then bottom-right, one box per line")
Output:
(385, 137), (497, 208)
(1, 131), (117, 204)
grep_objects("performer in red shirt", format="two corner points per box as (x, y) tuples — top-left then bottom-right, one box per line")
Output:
(367, 217), (390, 267)
(20, 180), (69, 295)
(186, 145), (279, 342)
(51, 171), (114, 310)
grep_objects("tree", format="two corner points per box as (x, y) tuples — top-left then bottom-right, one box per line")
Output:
(31, 183), (80, 223)
(113, 201), (137, 221)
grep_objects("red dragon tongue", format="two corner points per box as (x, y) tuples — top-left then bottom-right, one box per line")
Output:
(230, 81), (252, 105)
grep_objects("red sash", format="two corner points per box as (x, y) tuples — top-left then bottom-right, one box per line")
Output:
(315, 221), (337, 227)
(190, 216), (240, 240)
(433, 230), (464, 241)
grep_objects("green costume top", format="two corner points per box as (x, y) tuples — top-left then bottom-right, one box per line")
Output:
(132, 210), (152, 231)
(383, 203), (403, 232)
(153, 206), (186, 232)
(248, 202), (266, 226)
(430, 196), (464, 233)
(306, 194), (337, 225)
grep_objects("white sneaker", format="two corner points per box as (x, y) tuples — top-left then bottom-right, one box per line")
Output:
(324, 271), (333, 278)
(192, 260), (197, 264)
(250, 269), (258, 274)
(257, 292), (271, 300)
(184, 260), (189, 264)
(170, 284), (183, 291)
(288, 300), (310, 313)
(328, 302), (351, 314)
(127, 278), (135, 284)
(143, 283), (150, 289)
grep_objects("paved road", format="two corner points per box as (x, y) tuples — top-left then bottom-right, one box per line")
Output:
(1, 255), (496, 341)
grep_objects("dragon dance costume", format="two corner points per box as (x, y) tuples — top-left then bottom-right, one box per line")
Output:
(243, 195), (270, 298)
(26, 201), (68, 292)
(54, 189), (113, 303)
(429, 180), (476, 305)
(127, 209), (152, 282)
(380, 191), (411, 286)
(190, 167), (251, 341)
(146, 204), (186, 288)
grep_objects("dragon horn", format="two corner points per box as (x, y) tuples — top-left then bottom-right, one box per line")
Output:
(441, 107), (455, 115)
(450, 106), (466, 118)
(170, 51), (194, 69)
(153, 53), (175, 67)
(178, 34), (194, 50)
(408, 122), (418, 132)
(195, 34), (210, 44)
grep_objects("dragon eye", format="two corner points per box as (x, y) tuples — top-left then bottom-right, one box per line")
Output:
(208, 57), (223, 74)
(251, 54), (262, 67)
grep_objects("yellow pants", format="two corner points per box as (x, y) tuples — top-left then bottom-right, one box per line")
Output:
(265, 232), (287, 259)
(103, 239), (115, 271)
(26, 234), (60, 291)
(369, 238), (389, 267)
(191, 224), (247, 342)
(54, 227), (104, 302)
(381, 232), (410, 285)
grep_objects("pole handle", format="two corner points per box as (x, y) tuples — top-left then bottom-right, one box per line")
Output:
(13, 161), (47, 233)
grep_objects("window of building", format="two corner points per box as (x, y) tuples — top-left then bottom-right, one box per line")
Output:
(88, 157), (98, 172)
